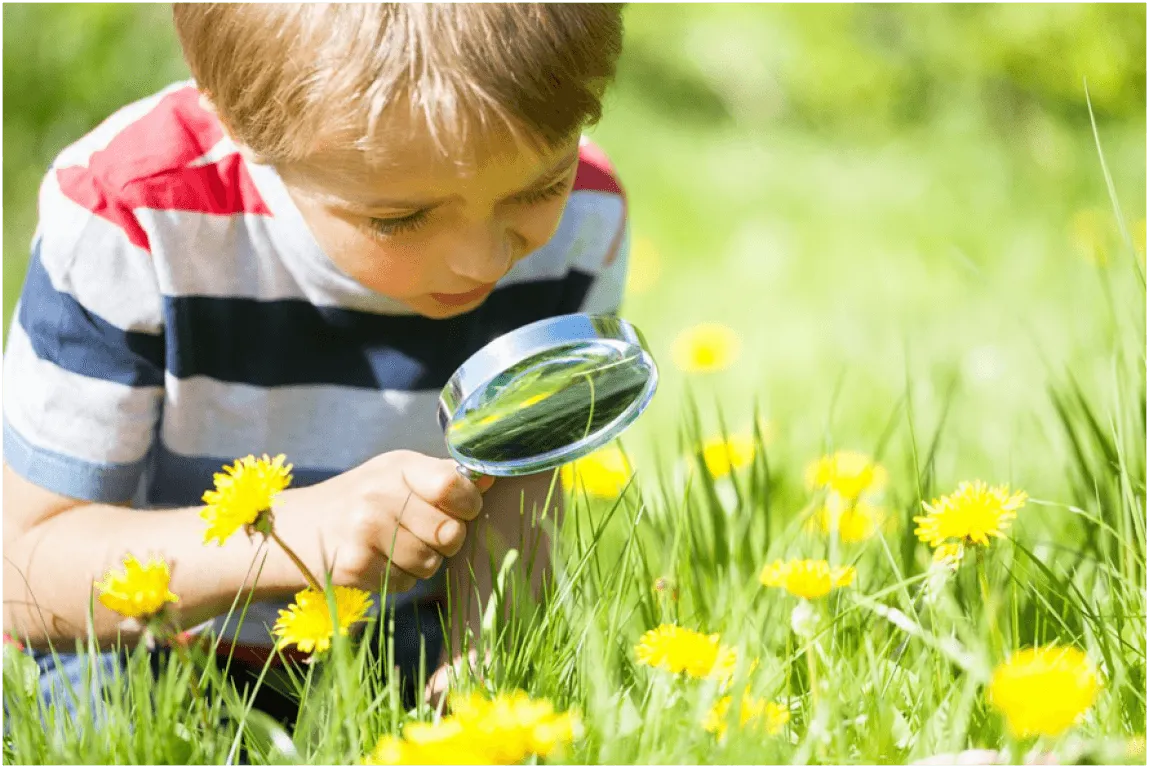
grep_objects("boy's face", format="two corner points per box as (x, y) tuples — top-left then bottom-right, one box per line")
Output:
(276, 130), (580, 319)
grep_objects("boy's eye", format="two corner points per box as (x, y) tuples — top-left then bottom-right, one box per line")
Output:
(368, 210), (431, 237)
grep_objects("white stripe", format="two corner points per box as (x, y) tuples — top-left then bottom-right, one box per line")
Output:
(38, 175), (163, 332)
(4, 323), (162, 465)
(187, 136), (239, 167)
(141, 188), (626, 309)
(161, 375), (449, 469)
(53, 81), (193, 169)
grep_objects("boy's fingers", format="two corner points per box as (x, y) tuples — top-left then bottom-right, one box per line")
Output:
(474, 475), (495, 493)
(402, 461), (483, 521)
(396, 498), (468, 557)
(371, 525), (443, 580)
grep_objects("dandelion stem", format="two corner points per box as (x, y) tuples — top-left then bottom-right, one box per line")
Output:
(269, 529), (323, 591)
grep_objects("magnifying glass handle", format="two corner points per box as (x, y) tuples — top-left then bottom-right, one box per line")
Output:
(456, 464), (484, 482)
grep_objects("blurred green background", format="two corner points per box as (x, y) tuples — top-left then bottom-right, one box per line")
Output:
(3, 4), (1146, 498)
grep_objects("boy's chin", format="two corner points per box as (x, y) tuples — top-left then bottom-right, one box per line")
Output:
(404, 294), (490, 319)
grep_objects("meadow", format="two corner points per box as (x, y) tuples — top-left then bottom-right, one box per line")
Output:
(2, 4), (1146, 764)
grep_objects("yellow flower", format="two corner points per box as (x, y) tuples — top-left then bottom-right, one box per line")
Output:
(364, 692), (578, 765)
(201, 454), (293, 545)
(1134, 218), (1146, 263)
(94, 554), (179, 619)
(671, 323), (741, 373)
(635, 624), (739, 681)
(913, 481), (1027, 548)
(703, 695), (790, 739)
(560, 445), (634, 498)
(931, 541), (966, 570)
(698, 433), (757, 478)
(759, 559), (856, 600)
(1070, 208), (1109, 265)
(987, 646), (1101, 738)
(625, 235), (662, 295)
(806, 494), (883, 543)
(450, 691), (580, 762)
(805, 451), (887, 500)
(272, 585), (373, 655)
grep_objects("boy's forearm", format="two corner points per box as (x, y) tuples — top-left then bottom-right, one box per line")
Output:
(441, 472), (563, 661)
(3, 503), (301, 650)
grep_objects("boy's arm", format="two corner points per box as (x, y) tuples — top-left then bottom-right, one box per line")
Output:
(440, 471), (564, 664)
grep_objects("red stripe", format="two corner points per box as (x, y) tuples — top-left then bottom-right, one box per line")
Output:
(573, 141), (624, 197)
(54, 85), (269, 253)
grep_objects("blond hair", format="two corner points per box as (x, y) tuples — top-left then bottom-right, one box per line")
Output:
(172, 3), (624, 167)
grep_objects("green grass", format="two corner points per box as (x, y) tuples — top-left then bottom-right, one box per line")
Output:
(2, 4), (1146, 764)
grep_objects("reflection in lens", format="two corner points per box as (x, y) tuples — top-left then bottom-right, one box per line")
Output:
(447, 340), (654, 466)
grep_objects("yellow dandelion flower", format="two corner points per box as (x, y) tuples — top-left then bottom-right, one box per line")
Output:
(670, 323), (741, 374)
(561, 445), (633, 498)
(201, 454), (293, 545)
(805, 451), (887, 500)
(272, 585), (373, 655)
(363, 721), (491, 766)
(759, 559), (856, 600)
(1134, 218), (1146, 263)
(449, 691), (580, 762)
(625, 235), (662, 295)
(1070, 208), (1109, 265)
(931, 541), (966, 570)
(806, 494), (883, 543)
(635, 624), (739, 680)
(698, 433), (756, 478)
(94, 554), (179, 619)
(913, 481), (1027, 548)
(703, 695), (790, 739)
(988, 646), (1100, 738)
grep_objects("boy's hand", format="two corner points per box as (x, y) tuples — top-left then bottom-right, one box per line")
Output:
(277, 451), (493, 594)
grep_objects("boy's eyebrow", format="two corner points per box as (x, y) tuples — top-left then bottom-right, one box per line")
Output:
(347, 149), (580, 212)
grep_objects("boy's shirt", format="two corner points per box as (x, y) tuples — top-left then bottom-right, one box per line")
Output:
(4, 81), (628, 647)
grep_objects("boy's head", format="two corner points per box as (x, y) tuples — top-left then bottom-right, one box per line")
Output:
(173, 3), (624, 318)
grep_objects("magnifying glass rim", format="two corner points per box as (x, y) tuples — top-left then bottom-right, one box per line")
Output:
(437, 313), (658, 476)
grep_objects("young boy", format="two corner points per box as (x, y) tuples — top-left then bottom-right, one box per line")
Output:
(3, 3), (628, 719)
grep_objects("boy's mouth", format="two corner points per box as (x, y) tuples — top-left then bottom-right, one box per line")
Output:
(431, 283), (496, 307)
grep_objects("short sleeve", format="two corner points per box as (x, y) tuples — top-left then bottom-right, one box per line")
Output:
(3, 168), (165, 503)
(579, 223), (629, 316)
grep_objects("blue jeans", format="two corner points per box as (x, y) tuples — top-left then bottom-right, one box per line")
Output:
(14, 598), (445, 731)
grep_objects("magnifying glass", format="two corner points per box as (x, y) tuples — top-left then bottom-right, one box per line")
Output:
(438, 314), (659, 479)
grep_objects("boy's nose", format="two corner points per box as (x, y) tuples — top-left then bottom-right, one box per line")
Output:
(450, 232), (516, 284)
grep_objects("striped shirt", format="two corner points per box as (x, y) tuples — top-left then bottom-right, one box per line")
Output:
(3, 81), (628, 647)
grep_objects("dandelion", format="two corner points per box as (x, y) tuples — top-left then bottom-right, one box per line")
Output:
(94, 554), (179, 619)
(450, 691), (580, 762)
(697, 433), (756, 478)
(635, 624), (739, 681)
(201, 453), (293, 545)
(703, 695), (790, 739)
(807, 494), (883, 543)
(913, 481), (1027, 548)
(805, 451), (887, 500)
(1070, 208), (1109, 265)
(362, 691), (579, 765)
(625, 235), (661, 295)
(560, 445), (633, 498)
(670, 323), (741, 373)
(272, 585), (373, 655)
(1134, 218), (1146, 263)
(759, 559), (855, 600)
(987, 646), (1100, 738)
(931, 541), (965, 570)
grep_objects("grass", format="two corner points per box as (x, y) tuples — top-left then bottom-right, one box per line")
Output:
(2, 4), (1146, 765)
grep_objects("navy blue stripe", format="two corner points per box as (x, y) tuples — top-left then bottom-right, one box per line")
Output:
(165, 270), (594, 389)
(145, 440), (339, 508)
(17, 241), (165, 387)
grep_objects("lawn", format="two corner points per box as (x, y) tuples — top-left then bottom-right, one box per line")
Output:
(2, 4), (1146, 764)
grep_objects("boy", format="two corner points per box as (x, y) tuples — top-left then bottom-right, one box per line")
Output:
(3, 3), (628, 719)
